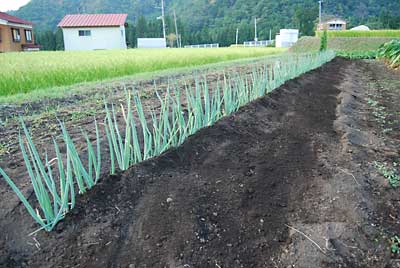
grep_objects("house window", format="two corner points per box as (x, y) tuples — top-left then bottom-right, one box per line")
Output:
(25, 30), (33, 43)
(0, 28), (2, 43)
(79, 30), (91, 37)
(12, 28), (21, 42)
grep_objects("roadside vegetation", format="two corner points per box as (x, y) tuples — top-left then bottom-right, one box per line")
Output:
(0, 47), (285, 97)
(0, 51), (335, 232)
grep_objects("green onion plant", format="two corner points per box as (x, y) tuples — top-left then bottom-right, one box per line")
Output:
(1, 51), (335, 232)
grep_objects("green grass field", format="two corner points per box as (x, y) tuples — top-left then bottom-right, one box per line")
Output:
(0, 47), (286, 97)
(316, 30), (400, 38)
(290, 37), (397, 53)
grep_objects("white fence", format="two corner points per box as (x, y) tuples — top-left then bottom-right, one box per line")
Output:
(184, 43), (219, 48)
(244, 40), (274, 47)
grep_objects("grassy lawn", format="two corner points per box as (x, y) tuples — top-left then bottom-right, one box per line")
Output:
(0, 47), (286, 97)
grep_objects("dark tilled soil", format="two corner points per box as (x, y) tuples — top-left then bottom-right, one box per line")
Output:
(0, 58), (399, 268)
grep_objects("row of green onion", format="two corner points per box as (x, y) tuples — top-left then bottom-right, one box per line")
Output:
(0, 51), (335, 232)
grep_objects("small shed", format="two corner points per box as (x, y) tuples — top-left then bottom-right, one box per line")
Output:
(275, 29), (299, 48)
(58, 14), (128, 51)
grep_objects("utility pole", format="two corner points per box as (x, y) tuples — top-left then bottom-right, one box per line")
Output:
(161, 0), (166, 40)
(254, 17), (258, 42)
(236, 28), (239, 46)
(173, 9), (180, 48)
(318, 1), (323, 25)
(269, 29), (272, 42)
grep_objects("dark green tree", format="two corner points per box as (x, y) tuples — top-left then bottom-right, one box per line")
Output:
(55, 28), (64, 50)
(294, 4), (319, 36)
(127, 24), (137, 48)
(136, 16), (148, 38)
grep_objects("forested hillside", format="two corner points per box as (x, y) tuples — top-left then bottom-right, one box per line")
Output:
(12, 0), (400, 48)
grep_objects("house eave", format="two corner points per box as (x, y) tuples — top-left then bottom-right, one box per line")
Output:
(59, 25), (125, 29)
(0, 20), (33, 29)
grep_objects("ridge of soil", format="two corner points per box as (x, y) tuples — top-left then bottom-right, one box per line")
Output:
(0, 58), (399, 268)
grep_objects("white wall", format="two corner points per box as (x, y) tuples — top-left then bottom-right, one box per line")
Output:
(62, 26), (127, 51)
(276, 29), (299, 48)
(137, 38), (166, 48)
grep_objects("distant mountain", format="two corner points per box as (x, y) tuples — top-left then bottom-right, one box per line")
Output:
(11, 0), (400, 42)
(13, 0), (160, 29)
(13, 0), (400, 29)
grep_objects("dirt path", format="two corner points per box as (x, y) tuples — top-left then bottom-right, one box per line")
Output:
(1, 58), (399, 268)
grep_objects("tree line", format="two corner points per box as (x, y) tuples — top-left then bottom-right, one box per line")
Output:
(34, 7), (400, 51)
(34, 15), (275, 50)
(126, 15), (268, 48)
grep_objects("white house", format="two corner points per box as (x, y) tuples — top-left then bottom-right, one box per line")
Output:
(58, 14), (128, 51)
(317, 18), (347, 31)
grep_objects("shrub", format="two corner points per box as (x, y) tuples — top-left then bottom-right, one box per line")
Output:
(320, 30), (328, 51)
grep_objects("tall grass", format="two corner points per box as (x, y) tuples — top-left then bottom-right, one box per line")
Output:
(316, 30), (400, 38)
(0, 48), (286, 97)
(291, 36), (397, 53)
(0, 51), (335, 232)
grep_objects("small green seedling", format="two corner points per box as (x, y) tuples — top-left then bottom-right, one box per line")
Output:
(391, 236), (400, 255)
(375, 161), (400, 187)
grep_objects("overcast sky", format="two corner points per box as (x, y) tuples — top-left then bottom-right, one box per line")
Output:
(0, 0), (30, 12)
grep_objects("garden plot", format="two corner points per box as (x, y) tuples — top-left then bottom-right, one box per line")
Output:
(0, 56), (399, 267)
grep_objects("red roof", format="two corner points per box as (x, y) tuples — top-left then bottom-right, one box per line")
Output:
(58, 14), (128, 28)
(0, 11), (33, 25)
